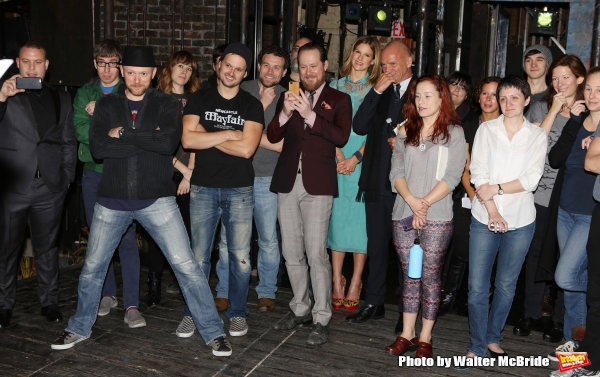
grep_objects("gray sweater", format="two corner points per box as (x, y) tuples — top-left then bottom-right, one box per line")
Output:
(241, 80), (286, 177)
(389, 126), (466, 221)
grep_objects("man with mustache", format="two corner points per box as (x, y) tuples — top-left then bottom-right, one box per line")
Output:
(268, 43), (352, 345)
(51, 46), (232, 357)
(215, 45), (288, 312)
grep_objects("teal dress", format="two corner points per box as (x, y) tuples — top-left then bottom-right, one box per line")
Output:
(327, 75), (371, 253)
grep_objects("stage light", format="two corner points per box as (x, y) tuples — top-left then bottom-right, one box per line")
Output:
(531, 8), (557, 36)
(367, 5), (392, 34)
(345, 2), (364, 22)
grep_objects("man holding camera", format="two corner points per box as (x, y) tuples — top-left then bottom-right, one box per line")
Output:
(0, 41), (77, 328)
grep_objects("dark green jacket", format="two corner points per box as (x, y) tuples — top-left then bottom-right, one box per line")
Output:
(73, 77), (122, 172)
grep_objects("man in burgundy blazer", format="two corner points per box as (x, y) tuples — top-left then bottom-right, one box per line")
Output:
(267, 43), (351, 345)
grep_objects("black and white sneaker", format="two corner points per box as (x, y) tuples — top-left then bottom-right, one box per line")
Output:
(229, 317), (248, 337)
(51, 330), (89, 350)
(176, 316), (196, 338)
(208, 335), (232, 356)
(548, 340), (578, 362)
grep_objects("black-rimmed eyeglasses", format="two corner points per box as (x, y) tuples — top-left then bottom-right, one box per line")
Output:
(96, 61), (121, 68)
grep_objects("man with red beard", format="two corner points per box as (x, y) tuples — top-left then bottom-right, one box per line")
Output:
(52, 46), (232, 357)
(267, 43), (352, 345)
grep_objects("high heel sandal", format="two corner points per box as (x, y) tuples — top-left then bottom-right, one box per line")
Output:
(332, 276), (346, 309)
(343, 282), (362, 311)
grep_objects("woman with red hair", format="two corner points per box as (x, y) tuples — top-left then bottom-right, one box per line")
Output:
(385, 74), (466, 358)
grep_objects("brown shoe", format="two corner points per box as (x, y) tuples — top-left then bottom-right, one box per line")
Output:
(257, 298), (275, 312)
(415, 341), (433, 358)
(214, 297), (229, 312)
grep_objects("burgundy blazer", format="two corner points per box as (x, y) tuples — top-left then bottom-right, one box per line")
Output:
(268, 85), (352, 195)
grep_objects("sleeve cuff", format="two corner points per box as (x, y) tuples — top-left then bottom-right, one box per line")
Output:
(278, 111), (291, 126)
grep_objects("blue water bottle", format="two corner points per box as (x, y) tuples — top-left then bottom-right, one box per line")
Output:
(408, 230), (423, 279)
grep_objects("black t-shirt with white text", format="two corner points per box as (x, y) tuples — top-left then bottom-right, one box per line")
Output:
(183, 87), (264, 188)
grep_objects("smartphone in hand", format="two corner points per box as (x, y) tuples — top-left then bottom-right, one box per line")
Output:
(16, 77), (42, 90)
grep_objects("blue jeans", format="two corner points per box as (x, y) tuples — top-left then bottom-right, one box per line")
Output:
(66, 197), (224, 344)
(556, 206), (590, 341)
(216, 176), (280, 299)
(189, 185), (254, 319)
(467, 218), (535, 357)
(81, 170), (140, 309)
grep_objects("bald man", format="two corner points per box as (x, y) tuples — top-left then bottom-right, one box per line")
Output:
(346, 41), (414, 334)
(280, 37), (312, 88)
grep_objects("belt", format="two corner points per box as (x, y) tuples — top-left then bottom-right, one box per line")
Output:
(34, 170), (42, 179)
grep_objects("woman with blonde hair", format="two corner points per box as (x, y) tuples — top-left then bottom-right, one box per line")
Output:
(328, 35), (381, 311)
(146, 50), (200, 306)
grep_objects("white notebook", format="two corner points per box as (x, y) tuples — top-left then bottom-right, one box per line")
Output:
(436, 146), (448, 181)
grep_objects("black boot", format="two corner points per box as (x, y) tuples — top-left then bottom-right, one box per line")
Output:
(438, 257), (467, 316)
(147, 272), (162, 307)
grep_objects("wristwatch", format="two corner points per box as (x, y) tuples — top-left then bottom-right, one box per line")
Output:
(118, 128), (124, 138)
(498, 184), (504, 195)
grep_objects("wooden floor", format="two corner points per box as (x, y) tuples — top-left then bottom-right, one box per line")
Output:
(1, 265), (559, 377)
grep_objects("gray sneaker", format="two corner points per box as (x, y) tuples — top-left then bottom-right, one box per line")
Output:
(124, 308), (146, 328)
(176, 316), (196, 338)
(98, 296), (117, 316)
(548, 340), (578, 362)
(51, 330), (90, 350)
(208, 335), (232, 356)
(166, 280), (180, 294)
(229, 317), (248, 337)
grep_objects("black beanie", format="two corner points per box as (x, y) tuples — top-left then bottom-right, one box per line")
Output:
(221, 42), (252, 71)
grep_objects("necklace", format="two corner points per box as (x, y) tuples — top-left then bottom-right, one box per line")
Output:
(419, 140), (426, 151)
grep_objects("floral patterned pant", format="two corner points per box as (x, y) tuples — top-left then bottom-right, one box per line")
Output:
(393, 220), (454, 320)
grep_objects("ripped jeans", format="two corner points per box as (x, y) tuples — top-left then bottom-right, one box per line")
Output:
(188, 185), (254, 320)
(66, 197), (225, 344)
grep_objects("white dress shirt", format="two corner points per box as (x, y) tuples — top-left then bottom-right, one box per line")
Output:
(470, 115), (548, 228)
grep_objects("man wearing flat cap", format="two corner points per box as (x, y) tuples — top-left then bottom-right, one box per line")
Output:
(181, 42), (264, 339)
(51, 46), (233, 357)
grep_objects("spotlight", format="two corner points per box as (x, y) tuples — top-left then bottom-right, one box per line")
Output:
(367, 6), (392, 34)
(345, 2), (364, 22)
(531, 8), (557, 36)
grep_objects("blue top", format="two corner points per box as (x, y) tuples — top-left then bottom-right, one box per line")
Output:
(560, 126), (597, 215)
(100, 84), (116, 95)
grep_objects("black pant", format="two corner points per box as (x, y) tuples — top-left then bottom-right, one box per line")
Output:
(0, 179), (67, 309)
(147, 172), (192, 273)
(578, 203), (600, 368)
(364, 196), (403, 311)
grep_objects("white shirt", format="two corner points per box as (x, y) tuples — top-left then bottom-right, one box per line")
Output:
(470, 115), (548, 228)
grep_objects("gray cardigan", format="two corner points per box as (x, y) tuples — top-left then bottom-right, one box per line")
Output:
(389, 125), (466, 221)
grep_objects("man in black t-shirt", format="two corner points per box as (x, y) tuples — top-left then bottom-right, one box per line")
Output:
(181, 42), (264, 339)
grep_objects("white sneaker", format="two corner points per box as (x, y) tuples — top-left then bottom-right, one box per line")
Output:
(124, 308), (146, 328)
(176, 316), (195, 338)
(208, 335), (232, 357)
(548, 340), (578, 362)
(229, 317), (248, 337)
(549, 368), (600, 377)
(98, 296), (117, 316)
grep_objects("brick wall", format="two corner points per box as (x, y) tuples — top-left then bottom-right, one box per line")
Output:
(97, 0), (226, 81)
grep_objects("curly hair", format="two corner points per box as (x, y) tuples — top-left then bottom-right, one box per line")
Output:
(157, 50), (200, 95)
(402, 74), (462, 147)
(472, 76), (501, 112)
(339, 36), (382, 86)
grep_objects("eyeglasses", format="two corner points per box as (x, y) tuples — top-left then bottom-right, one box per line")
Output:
(96, 61), (120, 68)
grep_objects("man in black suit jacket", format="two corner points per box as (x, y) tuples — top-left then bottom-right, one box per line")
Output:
(346, 41), (414, 333)
(0, 41), (77, 328)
